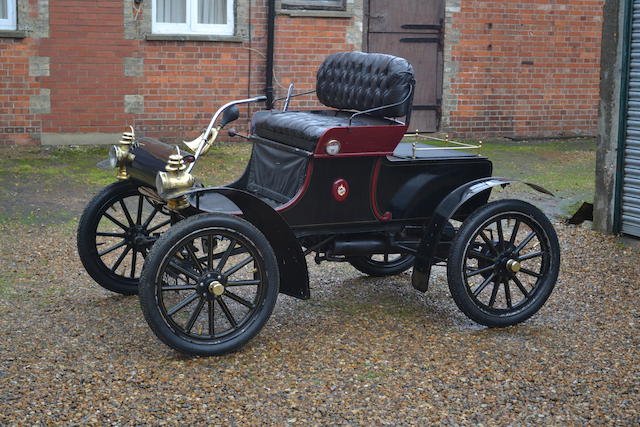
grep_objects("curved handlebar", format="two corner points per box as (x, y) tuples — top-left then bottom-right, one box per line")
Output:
(187, 96), (267, 173)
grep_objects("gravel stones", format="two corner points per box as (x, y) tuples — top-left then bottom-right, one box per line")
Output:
(0, 222), (638, 424)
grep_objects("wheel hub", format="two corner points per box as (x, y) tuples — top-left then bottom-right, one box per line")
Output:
(208, 281), (225, 296)
(197, 272), (226, 298)
(506, 259), (521, 273)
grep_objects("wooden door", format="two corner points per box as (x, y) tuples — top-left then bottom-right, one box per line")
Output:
(366, 0), (444, 132)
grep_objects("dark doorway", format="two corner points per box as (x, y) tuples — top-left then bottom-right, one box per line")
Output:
(366, 0), (444, 132)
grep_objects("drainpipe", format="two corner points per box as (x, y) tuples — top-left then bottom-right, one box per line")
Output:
(265, 0), (276, 109)
(613, 0), (633, 233)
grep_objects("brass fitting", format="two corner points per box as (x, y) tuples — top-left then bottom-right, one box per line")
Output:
(112, 127), (136, 180)
(155, 152), (195, 210)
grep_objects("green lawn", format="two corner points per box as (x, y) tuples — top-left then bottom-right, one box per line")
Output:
(0, 137), (594, 226)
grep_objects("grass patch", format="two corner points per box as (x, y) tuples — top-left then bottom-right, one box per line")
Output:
(0, 145), (114, 187)
(478, 138), (596, 196)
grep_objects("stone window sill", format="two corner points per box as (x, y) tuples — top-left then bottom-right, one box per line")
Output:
(145, 34), (246, 42)
(276, 8), (352, 18)
(0, 30), (27, 39)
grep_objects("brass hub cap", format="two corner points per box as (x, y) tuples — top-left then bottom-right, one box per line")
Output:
(208, 281), (225, 296)
(506, 259), (521, 273)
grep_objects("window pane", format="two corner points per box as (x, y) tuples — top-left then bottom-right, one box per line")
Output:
(0, 0), (7, 20)
(198, 0), (227, 25)
(157, 0), (187, 23)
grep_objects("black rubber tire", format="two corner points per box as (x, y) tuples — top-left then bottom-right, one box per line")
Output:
(77, 181), (151, 295)
(348, 254), (415, 277)
(138, 213), (279, 356)
(447, 199), (560, 327)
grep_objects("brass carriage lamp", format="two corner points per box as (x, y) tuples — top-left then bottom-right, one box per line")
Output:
(155, 152), (195, 210)
(109, 127), (136, 180)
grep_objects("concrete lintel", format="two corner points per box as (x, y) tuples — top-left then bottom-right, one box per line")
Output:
(41, 133), (122, 146)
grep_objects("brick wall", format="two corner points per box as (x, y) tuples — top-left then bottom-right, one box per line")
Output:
(442, 0), (604, 139)
(0, 0), (360, 146)
(0, 0), (603, 145)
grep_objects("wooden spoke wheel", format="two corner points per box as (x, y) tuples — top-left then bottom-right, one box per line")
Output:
(447, 200), (560, 327)
(138, 213), (279, 356)
(77, 181), (171, 295)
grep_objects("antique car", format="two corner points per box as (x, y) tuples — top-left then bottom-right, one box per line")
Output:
(77, 52), (560, 356)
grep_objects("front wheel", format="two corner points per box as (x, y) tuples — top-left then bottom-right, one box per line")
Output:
(77, 181), (172, 295)
(138, 213), (279, 356)
(446, 199), (560, 327)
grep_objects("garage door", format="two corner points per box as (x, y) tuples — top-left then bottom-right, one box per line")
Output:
(620, 0), (640, 237)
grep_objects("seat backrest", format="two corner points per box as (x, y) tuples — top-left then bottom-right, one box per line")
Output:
(316, 51), (415, 118)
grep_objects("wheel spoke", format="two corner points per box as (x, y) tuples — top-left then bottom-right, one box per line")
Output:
(465, 264), (496, 278)
(226, 279), (261, 287)
(98, 240), (127, 257)
(130, 249), (138, 278)
(185, 244), (204, 274)
(142, 205), (160, 229)
(207, 235), (214, 270)
(167, 261), (200, 281)
(514, 231), (536, 254)
(185, 297), (206, 333)
(520, 268), (542, 278)
(496, 219), (505, 246)
(103, 212), (128, 231)
(509, 219), (521, 245)
(119, 200), (135, 226)
(472, 272), (496, 297)
(468, 249), (496, 263)
(217, 297), (237, 327)
(488, 277), (500, 307)
(148, 219), (171, 233)
(162, 284), (197, 291)
(511, 276), (530, 297)
(216, 238), (236, 272)
(504, 279), (513, 308)
(208, 300), (215, 336)
(222, 255), (254, 277)
(111, 245), (131, 272)
(166, 292), (199, 316)
(224, 290), (256, 309)
(96, 231), (126, 237)
(518, 251), (544, 262)
(136, 195), (144, 225)
(479, 231), (499, 255)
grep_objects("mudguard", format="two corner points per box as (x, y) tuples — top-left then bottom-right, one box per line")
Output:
(411, 177), (553, 292)
(188, 187), (310, 300)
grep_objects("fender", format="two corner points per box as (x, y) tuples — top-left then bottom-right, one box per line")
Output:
(187, 187), (310, 300)
(411, 177), (553, 292)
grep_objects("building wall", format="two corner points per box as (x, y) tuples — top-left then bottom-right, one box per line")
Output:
(0, 0), (361, 146)
(442, 0), (604, 139)
(1, 0), (604, 146)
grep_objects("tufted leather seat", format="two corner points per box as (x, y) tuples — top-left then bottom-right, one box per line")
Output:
(253, 52), (414, 150)
(252, 110), (395, 151)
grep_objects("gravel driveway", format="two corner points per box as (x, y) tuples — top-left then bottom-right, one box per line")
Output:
(1, 215), (638, 424)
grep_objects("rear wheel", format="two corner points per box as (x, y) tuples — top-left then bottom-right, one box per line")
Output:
(77, 181), (171, 295)
(138, 213), (279, 356)
(348, 254), (415, 277)
(447, 200), (560, 327)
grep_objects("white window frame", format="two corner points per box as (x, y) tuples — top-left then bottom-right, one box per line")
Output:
(152, 0), (234, 36)
(0, 0), (17, 31)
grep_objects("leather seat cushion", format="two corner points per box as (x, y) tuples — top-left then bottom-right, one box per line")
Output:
(252, 110), (392, 151)
(316, 52), (415, 118)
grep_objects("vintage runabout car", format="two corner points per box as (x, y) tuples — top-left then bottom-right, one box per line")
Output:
(77, 52), (560, 356)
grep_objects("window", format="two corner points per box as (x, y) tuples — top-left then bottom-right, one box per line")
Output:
(280, 0), (346, 11)
(0, 0), (17, 31)
(152, 0), (234, 35)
